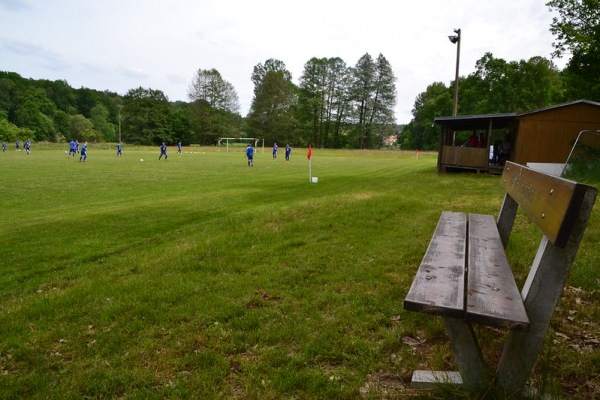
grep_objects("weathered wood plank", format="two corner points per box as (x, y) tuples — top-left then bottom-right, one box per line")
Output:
(403, 211), (466, 318)
(500, 161), (588, 247)
(411, 370), (463, 389)
(443, 317), (488, 390)
(466, 213), (529, 330)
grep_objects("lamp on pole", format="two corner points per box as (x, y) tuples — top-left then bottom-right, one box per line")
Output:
(117, 105), (123, 143)
(448, 28), (461, 116)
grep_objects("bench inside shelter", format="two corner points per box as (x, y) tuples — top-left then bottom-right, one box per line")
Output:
(403, 161), (597, 395)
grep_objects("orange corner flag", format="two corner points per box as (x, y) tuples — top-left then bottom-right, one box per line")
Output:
(307, 144), (312, 160)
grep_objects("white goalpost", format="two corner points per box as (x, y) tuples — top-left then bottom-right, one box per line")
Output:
(218, 137), (260, 152)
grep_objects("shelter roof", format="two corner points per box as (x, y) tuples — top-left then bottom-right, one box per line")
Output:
(517, 99), (600, 117)
(434, 113), (516, 131)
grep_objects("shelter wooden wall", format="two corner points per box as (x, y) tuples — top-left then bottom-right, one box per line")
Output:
(513, 103), (600, 164)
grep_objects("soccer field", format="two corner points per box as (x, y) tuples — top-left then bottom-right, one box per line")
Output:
(1, 145), (598, 399)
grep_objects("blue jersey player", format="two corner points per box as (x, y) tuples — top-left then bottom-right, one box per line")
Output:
(272, 143), (278, 159)
(285, 144), (291, 162)
(68, 140), (76, 157)
(79, 142), (88, 162)
(117, 142), (122, 157)
(159, 143), (168, 160)
(246, 144), (254, 167)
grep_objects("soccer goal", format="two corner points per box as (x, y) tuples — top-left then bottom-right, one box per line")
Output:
(218, 137), (260, 152)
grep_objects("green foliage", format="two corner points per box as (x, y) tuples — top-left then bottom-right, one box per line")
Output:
(403, 82), (452, 150)
(295, 53), (397, 149)
(460, 53), (564, 114)
(122, 87), (173, 145)
(298, 57), (353, 148)
(0, 71), (124, 144)
(188, 68), (240, 113)
(90, 104), (117, 142)
(186, 69), (243, 145)
(247, 69), (299, 144)
(547, 0), (600, 101)
(0, 114), (34, 142)
(406, 52), (566, 151)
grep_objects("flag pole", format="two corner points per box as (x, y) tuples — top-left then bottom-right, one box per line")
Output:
(307, 144), (313, 182)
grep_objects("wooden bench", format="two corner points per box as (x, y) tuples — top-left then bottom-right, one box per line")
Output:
(404, 161), (597, 395)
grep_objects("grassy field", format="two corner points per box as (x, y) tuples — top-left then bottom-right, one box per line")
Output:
(0, 144), (598, 399)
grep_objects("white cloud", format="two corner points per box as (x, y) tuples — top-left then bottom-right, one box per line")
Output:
(0, 0), (567, 122)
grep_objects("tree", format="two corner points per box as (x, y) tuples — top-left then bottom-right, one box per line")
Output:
(69, 114), (102, 142)
(547, 0), (600, 100)
(349, 53), (396, 148)
(12, 87), (57, 141)
(45, 79), (77, 113)
(187, 69), (242, 144)
(122, 87), (172, 145)
(547, 0), (600, 59)
(188, 68), (240, 113)
(369, 54), (397, 147)
(0, 111), (34, 142)
(404, 82), (452, 150)
(460, 53), (564, 114)
(90, 104), (116, 142)
(251, 59), (292, 88)
(298, 57), (353, 148)
(169, 102), (194, 145)
(76, 88), (101, 118)
(247, 70), (298, 144)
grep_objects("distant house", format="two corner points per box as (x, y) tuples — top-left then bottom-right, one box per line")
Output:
(384, 135), (397, 146)
(434, 100), (600, 173)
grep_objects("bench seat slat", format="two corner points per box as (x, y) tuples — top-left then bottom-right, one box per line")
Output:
(404, 211), (466, 318)
(466, 213), (530, 330)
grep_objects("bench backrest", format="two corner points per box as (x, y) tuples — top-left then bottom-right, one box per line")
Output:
(495, 162), (597, 393)
(500, 161), (594, 248)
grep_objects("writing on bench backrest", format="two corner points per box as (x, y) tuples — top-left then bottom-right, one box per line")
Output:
(501, 161), (589, 248)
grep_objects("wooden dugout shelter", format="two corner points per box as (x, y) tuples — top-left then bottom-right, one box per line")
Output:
(434, 99), (600, 173)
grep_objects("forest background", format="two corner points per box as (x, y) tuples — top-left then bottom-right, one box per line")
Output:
(0, 0), (598, 151)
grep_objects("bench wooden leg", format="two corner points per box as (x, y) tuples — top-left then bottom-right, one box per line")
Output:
(443, 317), (489, 390)
(495, 187), (597, 395)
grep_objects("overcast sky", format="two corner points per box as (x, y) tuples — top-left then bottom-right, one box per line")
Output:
(0, 0), (567, 123)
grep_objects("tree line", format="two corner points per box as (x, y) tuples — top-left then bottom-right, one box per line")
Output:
(0, 52), (397, 149)
(1, 0), (597, 150)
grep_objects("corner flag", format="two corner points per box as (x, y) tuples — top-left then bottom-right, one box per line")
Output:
(307, 144), (313, 182)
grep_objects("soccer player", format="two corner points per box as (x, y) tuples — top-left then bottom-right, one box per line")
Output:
(159, 143), (168, 160)
(177, 141), (182, 154)
(79, 142), (88, 162)
(75, 141), (80, 154)
(246, 144), (254, 167)
(68, 140), (77, 157)
(2, 142), (5, 152)
(272, 143), (278, 159)
(117, 142), (123, 157)
(15, 141), (20, 151)
(24, 139), (31, 154)
(285, 144), (291, 162)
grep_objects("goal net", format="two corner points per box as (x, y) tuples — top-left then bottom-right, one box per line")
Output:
(218, 137), (259, 152)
